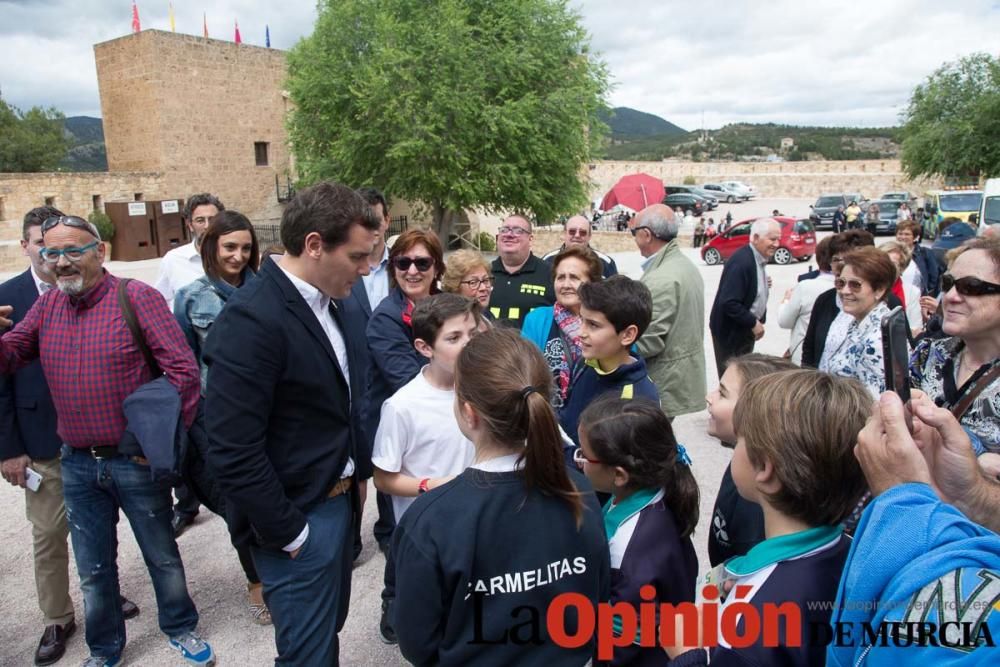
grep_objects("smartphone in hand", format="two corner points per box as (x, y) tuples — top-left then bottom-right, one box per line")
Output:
(25, 467), (43, 492)
(881, 306), (913, 432)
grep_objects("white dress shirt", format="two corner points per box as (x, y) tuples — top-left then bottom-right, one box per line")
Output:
(30, 265), (54, 296)
(362, 245), (390, 310)
(749, 245), (769, 320)
(277, 262), (355, 553)
(154, 242), (204, 310)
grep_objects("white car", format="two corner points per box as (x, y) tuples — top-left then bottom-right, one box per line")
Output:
(720, 181), (758, 199)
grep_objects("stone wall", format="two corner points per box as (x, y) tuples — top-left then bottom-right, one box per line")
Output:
(0, 171), (167, 272)
(587, 159), (942, 201)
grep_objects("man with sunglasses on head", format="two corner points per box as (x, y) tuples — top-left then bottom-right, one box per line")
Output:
(490, 215), (554, 327)
(0, 216), (212, 667)
(541, 214), (618, 279)
(0, 207), (143, 666)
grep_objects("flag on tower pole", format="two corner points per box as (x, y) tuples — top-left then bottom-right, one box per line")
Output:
(234, 20), (242, 44)
(265, 25), (271, 48)
(131, 1), (141, 32)
(168, 2), (175, 32)
(203, 12), (208, 38)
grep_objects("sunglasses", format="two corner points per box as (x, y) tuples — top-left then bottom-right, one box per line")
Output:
(572, 448), (601, 466)
(566, 229), (589, 237)
(629, 225), (650, 237)
(41, 215), (100, 238)
(393, 256), (434, 272)
(941, 273), (1000, 297)
(834, 277), (866, 292)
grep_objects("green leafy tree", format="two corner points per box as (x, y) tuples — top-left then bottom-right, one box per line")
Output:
(286, 0), (609, 237)
(900, 52), (1000, 180)
(0, 96), (70, 172)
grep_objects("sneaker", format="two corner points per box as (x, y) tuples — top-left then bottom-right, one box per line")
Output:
(168, 632), (215, 666)
(379, 600), (398, 645)
(80, 657), (121, 667)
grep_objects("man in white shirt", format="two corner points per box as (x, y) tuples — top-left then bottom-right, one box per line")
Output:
(153, 193), (225, 309)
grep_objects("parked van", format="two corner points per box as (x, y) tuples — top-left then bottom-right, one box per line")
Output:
(979, 178), (1000, 235)
(922, 187), (983, 239)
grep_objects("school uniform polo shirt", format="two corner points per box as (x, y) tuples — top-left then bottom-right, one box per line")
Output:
(489, 253), (554, 328)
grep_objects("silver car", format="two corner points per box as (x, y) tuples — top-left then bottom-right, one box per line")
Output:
(702, 183), (748, 203)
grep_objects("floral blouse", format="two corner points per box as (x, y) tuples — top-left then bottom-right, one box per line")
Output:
(910, 336), (1000, 453)
(820, 302), (892, 398)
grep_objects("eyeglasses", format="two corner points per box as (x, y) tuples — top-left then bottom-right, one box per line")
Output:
(629, 225), (650, 237)
(941, 273), (1000, 297)
(41, 216), (100, 238)
(834, 277), (865, 292)
(393, 256), (434, 272)
(566, 229), (589, 237)
(497, 226), (530, 237)
(460, 277), (494, 289)
(572, 448), (601, 466)
(39, 241), (99, 264)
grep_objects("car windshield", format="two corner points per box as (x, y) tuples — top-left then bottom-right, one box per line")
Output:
(877, 202), (902, 213)
(939, 193), (983, 212)
(816, 197), (842, 207)
(882, 193), (906, 200)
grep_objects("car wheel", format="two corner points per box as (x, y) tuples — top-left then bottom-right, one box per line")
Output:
(727, 195), (735, 203)
(704, 248), (722, 265)
(773, 247), (793, 265)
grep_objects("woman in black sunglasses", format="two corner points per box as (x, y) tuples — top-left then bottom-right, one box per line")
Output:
(911, 237), (1000, 459)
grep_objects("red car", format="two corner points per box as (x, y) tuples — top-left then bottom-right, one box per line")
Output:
(701, 216), (816, 265)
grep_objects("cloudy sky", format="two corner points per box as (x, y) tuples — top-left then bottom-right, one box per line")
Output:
(0, 0), (996, 130)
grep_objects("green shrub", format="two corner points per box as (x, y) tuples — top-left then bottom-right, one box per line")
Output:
(88, 210), (115, 242)
(682, 174), (696, 185)
(477, 231), (496, 251)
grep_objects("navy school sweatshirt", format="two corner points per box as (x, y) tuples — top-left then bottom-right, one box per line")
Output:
(392, 466), (611, 667)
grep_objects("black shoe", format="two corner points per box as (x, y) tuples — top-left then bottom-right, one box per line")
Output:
(171, 512), (196, 537)
(121, 596), (140, 620)
(379, 600), (397, 645)
(35, 619), (76, 666)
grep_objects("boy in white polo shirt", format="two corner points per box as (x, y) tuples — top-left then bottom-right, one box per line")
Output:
(372, 292), (480, 645)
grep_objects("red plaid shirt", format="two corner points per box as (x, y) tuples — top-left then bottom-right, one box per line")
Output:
(0, 272), (199, 448)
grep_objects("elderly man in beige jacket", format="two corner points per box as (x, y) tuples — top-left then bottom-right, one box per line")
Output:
(628, 204), (707, 417)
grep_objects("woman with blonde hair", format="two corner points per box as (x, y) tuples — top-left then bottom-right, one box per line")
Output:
(441, 249), (494, 317)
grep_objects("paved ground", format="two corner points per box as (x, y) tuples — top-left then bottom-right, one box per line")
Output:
(0, 198), (820, 666)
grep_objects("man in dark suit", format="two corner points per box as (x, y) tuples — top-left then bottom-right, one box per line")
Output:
(1, 207), (140, 665)
(709, 218), (782, 378)
(204, 183), (380, 665)
(350, 187), (396, 558)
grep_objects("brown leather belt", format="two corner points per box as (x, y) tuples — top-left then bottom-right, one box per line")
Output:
(327, 478), (352, 498)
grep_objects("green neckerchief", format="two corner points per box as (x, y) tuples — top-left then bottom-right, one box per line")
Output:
(726, 524), (843, 577)
(602, 488), (659, 541)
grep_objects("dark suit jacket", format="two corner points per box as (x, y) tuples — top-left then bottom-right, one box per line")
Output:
(349, 278), (373, 319)
(203, 258), (363, 550)
(0, 270), (61, 461)
(709, 245), (764, 352)
(912, 245), (943, 297)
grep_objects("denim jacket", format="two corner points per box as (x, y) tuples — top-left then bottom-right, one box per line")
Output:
(174, 270), (253, 394)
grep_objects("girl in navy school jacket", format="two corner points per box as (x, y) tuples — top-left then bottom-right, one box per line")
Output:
(577, 395), (700, 667)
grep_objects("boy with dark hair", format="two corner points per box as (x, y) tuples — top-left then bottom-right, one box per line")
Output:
(371, 293), (479, 644)
(559, 275), (658, 447)
(667, 370), (871, 666)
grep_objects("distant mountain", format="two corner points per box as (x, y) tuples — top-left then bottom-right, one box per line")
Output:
(61, 116), (107, 171)
(599, 107), (686, 138)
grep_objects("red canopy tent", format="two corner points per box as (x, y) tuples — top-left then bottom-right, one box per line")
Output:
(599, 173), (665, 212)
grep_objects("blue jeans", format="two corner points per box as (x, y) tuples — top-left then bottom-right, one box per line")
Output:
(251, 494), (353, 666)
(61, 446), (199, 659)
